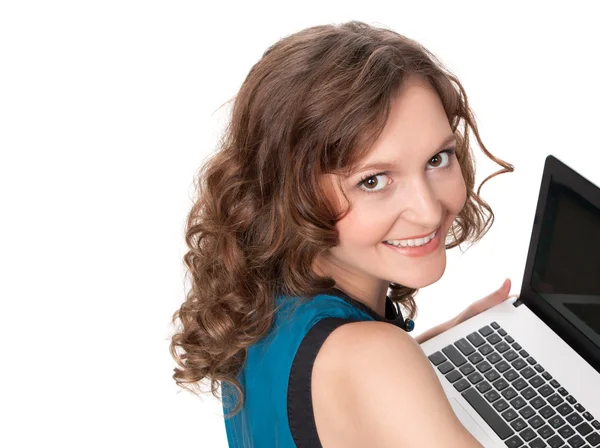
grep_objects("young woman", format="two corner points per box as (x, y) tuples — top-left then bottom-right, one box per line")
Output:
(170, 20), (514, 447)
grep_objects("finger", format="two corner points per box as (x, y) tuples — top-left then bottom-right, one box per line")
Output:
(482, 278), (511, 305)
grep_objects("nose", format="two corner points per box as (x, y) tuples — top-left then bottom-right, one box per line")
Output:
(401, 176), (443, 229)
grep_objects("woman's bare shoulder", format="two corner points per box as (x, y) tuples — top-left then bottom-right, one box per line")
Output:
(311, 320), (481, 448)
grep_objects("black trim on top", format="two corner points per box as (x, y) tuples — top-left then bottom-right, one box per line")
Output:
(287, 317), (353, 448)
(287, 289), (408, 447)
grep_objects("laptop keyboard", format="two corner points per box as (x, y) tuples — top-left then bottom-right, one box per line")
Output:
(428, 321), (600, 447)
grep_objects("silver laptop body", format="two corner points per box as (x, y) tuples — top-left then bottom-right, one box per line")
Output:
(421, 155), (600, 448)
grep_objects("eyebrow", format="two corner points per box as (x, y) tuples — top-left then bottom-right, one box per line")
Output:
(352, 134), (457, 175)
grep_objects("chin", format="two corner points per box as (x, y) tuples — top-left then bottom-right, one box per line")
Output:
(392, 257), (447, 289)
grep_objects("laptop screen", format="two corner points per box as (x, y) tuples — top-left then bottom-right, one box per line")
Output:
(530, 178), (600, 349)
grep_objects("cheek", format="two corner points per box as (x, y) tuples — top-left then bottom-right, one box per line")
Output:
(430, 168), (467, 216)
(446, 170), (468, 213)
(335, 204), (392, 246)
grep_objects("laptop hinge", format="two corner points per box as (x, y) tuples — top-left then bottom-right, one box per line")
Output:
(513, 298), (525, 308)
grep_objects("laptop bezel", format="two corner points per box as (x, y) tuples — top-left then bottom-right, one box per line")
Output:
(519, 154), (600, 372)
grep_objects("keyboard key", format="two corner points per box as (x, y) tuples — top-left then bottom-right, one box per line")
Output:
(485, 370), (500, 382)
(454, 338), (475, 356)
(528, 438), (546, 447)
(512, 359), (527, 370)
(585, 432), (600, 446)
(502, 387), (518, 400)
(491, 322), (500, 329)
(592, 420), (600, 430)
(537, 424), (555, 439)
(468, 351), (484, 364)
(493, 378), (509, 391)
(505, 335), (515, 343)
(502, 408), (518, 421)
(503, 369), (519, 382)
(546, 435), (565, 447)
(574, 403), (585, 413)
(479, 343), (494, 355)
(496, 341), (510, 353)
(504, 435), (524, 447)
(540, 405), (557, 419)
(460, 363), (475, 375)
(498, 328), (507, 336)
(538, 385), (554, 397)
(549, 380), (560, 388)
(511, 396), (526, 410)
(453, 378), (471, 392)
(582, 412), (594, 423)
(529, 375), (545, 388)
(467, 372), (484, 384)
(547, 394), (564, 407)
(534, 364), (545, 373)
(484, 389), (501, 402)
(435, 345), (456, 364)
(496, 361), (510, 373)
(527, 357), (537, 365)
(487, 352), (502, 364)
(487, 333), (502, 345)
(575, 422), (593, 437)
(442, 345), (467, 367)
(542, 372), (552, 381)
(557, 387), (568, 397)
(566, 395), (576, 405)
(558, 425), (575, 438)
(477, 361), (492, 373)
(519, 349), (529, 358)
(521, 387), (537, 400)
(548, 415), (565, 429)
(520, 427), (536, 442)
(462, 387), (515, 440)
(445, 369), (462, 383)
(513, 378), (528, 391)
(519, 405), (535, 420)
(479, 325), (493, 336)
(438, 361), (454, 374)
(556, 403), (574, 416)
(512, 342), (522, 350)
(476, 381), (492, 393)
(529, 415), (545, 429)
(521, 367), (536, 379)
(566, 434), (585, 447)
(567, 413), (583, 426)
(493, 399), (510, 412)
(510, 417), (527, 431)
(504, 350), (519, 362)
(467, 331), (485, 347)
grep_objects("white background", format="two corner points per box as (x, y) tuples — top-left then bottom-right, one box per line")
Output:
(1, 1), (598, 447)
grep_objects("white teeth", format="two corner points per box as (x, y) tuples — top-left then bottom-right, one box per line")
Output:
(384, 229), (437, 248)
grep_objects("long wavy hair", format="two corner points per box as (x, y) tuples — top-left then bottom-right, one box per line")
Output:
(170, 20), (513, 414)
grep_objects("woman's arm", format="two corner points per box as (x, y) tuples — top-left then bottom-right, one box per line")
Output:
(415, 279), (517, 345)
(311, 320), (482, 448)
(414, 317), (456, 344)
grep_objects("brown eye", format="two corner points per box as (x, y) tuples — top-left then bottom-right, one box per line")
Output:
(357, 173), (389, 193)
(364, 177), (378, 189)
(426, 150), (454, 170)
(430, 154), (442, 167)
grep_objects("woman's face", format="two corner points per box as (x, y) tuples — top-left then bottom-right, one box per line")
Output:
(315, 75), (467, 297)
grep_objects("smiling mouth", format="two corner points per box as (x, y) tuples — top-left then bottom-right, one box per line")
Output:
(383, 228), (439, 248)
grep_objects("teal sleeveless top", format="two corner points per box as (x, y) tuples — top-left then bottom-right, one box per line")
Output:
(222, 287), (407, 447)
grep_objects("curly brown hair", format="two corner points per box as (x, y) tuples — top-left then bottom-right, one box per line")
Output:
(169, 20), (513, 415)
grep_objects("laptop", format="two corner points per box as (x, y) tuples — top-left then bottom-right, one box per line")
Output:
(420, 155), (600, 448)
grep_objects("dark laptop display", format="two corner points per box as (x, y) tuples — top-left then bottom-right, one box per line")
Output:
(520, 156), (600, 372)
(531, 178), (600, 349)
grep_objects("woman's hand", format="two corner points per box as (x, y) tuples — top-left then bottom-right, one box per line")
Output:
(416, 278), (518, 344)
